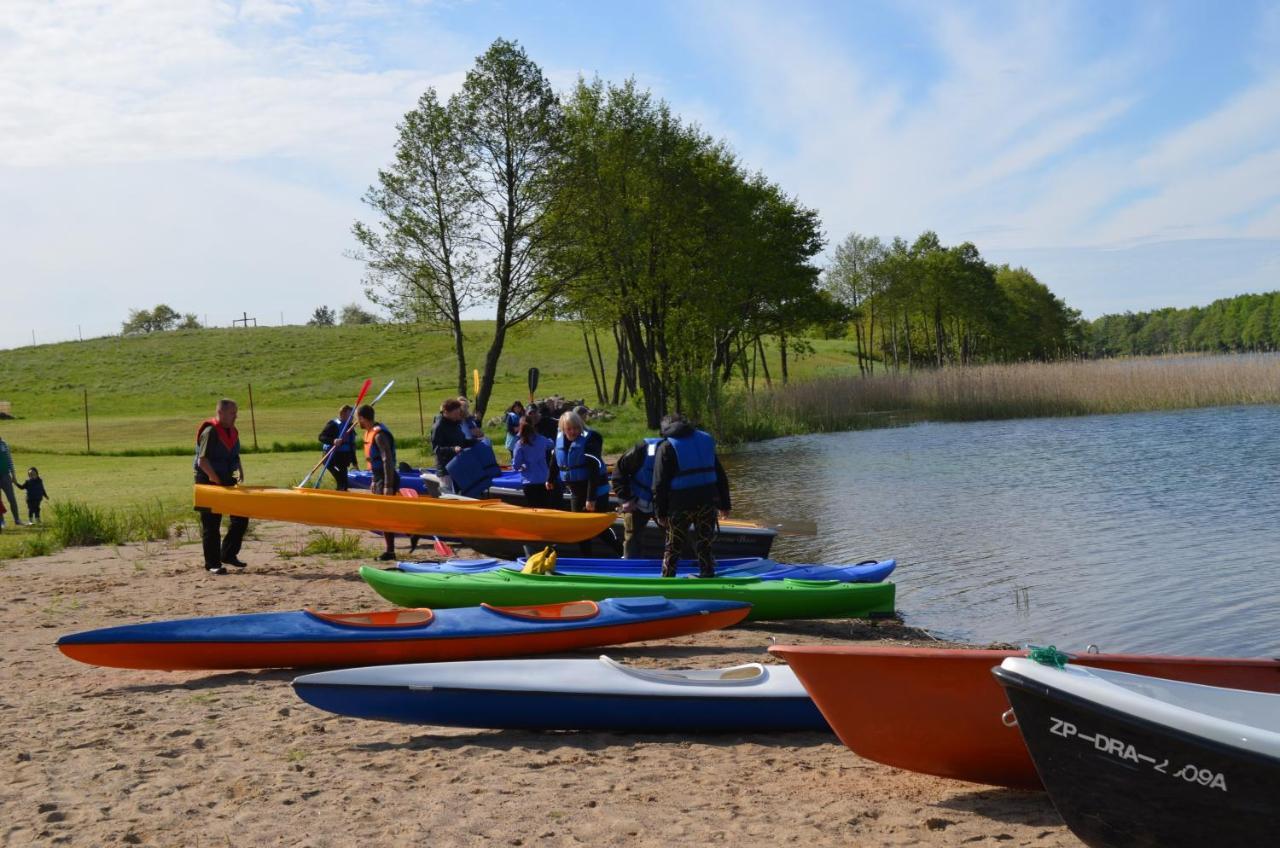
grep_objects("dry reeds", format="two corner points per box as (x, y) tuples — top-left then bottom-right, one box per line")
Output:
(724, 354), (1280, 442)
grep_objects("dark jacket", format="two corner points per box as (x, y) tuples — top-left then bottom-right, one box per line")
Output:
(651, 421), (730, 519)
(430, 414), (474, 471)
(18, 477), (47, 505)
(612, 438), (653, 503)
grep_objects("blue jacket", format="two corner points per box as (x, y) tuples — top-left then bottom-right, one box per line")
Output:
(511, 434), (555, 485)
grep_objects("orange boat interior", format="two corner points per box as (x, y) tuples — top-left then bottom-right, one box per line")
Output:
(481, 600), (600, 621)
(304, 608), (436, 628)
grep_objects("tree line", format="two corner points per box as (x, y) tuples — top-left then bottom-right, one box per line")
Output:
(1086, 292), (1280, 357)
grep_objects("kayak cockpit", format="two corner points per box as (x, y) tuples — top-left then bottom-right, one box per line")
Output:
(304, 609), (435, 628)
(481, 600), (600, 621)
(600, 656), (768, 686)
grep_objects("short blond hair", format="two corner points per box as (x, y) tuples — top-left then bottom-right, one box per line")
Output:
(558, 410), (586, 435)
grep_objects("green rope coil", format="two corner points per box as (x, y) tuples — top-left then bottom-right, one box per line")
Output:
(1027, 645), (1071, 669)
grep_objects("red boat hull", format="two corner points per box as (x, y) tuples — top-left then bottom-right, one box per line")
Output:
(769, 645), (1280, 790)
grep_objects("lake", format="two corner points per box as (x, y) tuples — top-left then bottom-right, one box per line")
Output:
(723, 405), (1280, 656)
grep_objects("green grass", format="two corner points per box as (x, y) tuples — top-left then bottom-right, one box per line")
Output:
(279, 529), (377, 559)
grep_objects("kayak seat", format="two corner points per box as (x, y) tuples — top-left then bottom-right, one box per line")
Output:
(482, 600), (600, 621)
(304, 608), (435, 628)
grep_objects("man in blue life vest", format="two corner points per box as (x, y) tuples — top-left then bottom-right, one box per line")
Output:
(430, 398), (474, 494)
(194, 399), (249, 575)
(612, 436), (663, 558)
(357, 404), (399, 561)
(652, 413), (731, 578)
(317, 404), (357, 490)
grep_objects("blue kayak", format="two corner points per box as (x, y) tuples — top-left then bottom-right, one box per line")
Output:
(398, 556), (896, 583)
(348, 467), (434, 494)
(57, 596), (752, 671)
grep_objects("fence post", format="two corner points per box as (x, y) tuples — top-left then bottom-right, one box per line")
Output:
(83, 387), (91, 453)
(416, 377), (425, 435)
(246, 383), (260, 450)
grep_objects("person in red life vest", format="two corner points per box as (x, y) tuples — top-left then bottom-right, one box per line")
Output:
(357, 404), (400, 562)
(194, 399), (249, 575)
(652, 413), (731, 578)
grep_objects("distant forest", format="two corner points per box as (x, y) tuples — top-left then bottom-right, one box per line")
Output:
(1086, 291), (1280, 357)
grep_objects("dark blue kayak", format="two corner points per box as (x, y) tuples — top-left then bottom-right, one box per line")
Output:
(57, 596), (752, 671)
(398, 556), (896, 583)
(348, 468), (434, 494)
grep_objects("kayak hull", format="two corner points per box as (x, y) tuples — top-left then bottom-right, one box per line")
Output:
(769, 645), (1280, 790)
(57, 597), (750, 670)
(361, 567), (895, 622)
(995, 659), (1280, 847)
(293, 657), (829, 732)
(399, 556), (896, 583)
(192, 485), (616, 542)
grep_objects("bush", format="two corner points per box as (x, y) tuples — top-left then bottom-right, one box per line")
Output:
(48, 501), (124, 547)
(300, 530), (374, 559)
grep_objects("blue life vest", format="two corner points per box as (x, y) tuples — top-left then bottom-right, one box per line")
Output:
(194, 419), (240, 485)
(322, 418), (356, 455)
(630, 437), (661, 507)
(446, 440), (502, 498)
(364, 423), (395, 473)
(555, 432), (592, 483)
(668, 430), (717, 492)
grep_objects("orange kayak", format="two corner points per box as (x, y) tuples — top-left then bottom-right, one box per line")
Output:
(192, 485), (616, 542)
(769, 645), (1280, 790)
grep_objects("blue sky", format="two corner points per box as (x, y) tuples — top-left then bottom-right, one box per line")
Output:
(3, 0), (1279, 350)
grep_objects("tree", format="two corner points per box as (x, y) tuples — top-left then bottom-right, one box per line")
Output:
(121, 304), (181, 335)
(825, 233), (887, 375)
(340, 303), (379, 325)
(178, 313), (201, 330)
(308, 306), (337, 327)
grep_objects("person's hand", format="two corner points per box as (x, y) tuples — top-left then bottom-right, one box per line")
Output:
(454, 446), (462, 453)
(585, 501), (596, 511)
(717, 509), (729, 520)
(656, 516), (668, 528)
(544, 481), (555, 491)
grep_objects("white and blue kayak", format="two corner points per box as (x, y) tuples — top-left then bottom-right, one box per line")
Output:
(397, 556), (896, 583)
(293, 656), (830, 732)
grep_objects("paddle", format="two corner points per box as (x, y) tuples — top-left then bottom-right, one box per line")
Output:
(299, 379), (371, 488)
(527, 366), (539, 404)
(432, 536), (455, 557)
(312, 379), (398, 488)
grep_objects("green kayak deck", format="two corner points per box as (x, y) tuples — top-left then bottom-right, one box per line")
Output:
(360, 567), (895, 622)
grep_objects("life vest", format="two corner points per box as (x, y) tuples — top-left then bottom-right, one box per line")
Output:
(668, 429), (717, 492)
(321, 418), (355, 454)
(363, 423), (395, 473)
(445, 440), (502, 498)
(629, 437), (662, 508)
(555, 432), (592, 483)
(193, 418), (240, 484)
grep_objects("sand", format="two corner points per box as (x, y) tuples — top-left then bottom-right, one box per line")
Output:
(0, 521), (1080, 847)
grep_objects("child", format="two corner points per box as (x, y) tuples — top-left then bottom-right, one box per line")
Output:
(17, 467), (48, 524)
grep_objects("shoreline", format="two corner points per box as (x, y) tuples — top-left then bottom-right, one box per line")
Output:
(1, 521), (1078, 846)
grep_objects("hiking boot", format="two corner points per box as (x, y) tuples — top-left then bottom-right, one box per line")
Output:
(205, 565), (228, 575)
(376, 551), (397, 562)
(222, 557), (248, 568)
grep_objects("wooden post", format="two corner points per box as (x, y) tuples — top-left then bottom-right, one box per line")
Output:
(83, 387), (91, 453)
(416, 377), (425, 435)
(246, 383), (260, 450)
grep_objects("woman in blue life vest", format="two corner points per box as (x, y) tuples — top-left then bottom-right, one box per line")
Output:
(611, 436), (662, 559)
(555, 410), (614, 554)
(357, 403), (400, 562)
(510, 415), (558, 509)
(651, 413), (731, 578)
(317, 404), (357, 490)
(503, 401), (525, 458)
(193, 398), (249, 575)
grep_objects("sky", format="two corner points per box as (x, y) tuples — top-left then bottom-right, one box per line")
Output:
(3, 0), (1280, 350)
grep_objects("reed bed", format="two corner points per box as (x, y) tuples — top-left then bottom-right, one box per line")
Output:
(725, 354), (1280, 442)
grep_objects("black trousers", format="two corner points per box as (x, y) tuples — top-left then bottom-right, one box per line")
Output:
(326, 453), (354, 491)
(197, 508), (248, 569)
(565, 480), (618, 556)
(662, 502), (718, 577)
(522, 482), (557, 509)
(0, 477), (20, 522)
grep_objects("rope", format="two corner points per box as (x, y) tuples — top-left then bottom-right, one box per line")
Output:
(1027, 645), (1071, 669)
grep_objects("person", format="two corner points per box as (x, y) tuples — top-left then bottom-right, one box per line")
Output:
(356, 404), (399, 561)
(510, 416), (558, 509)
(457, 397), (484, 440)
(430, 399), (474, 493)
(652, 413), (731, 578)
(555, 410), (612, 553)
(503, 401), (526, 457)
(194, 399), (249, 575)
(532, 402), (559, 442)
(612, 436), (663, 559)
(16, 467), (49, 524)
(0, 432), (22, 524)
(0, 494), (6, 532)
(317, 404), (357, 490)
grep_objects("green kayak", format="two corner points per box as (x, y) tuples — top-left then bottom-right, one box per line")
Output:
(359, 567), (895, 622)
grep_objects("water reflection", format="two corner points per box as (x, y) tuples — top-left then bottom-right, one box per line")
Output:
(722, 405), (1280, 656)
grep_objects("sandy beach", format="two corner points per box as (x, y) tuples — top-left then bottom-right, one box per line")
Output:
(1, 521), (1079, 847)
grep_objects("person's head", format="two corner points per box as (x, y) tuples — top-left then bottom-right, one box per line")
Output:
(509, 400), (525, 415)
(518, 415), (538, 445)
(574, 405), (590, 420)
(27, 467), (38, 479)
(441, 398), (464, 421)
(660, 412), (688, 432)
(338, 404), (353, 422)
(215, 398), (238, 428)
(526, 405), (541, 424)
(456, 396), (471, 414)
(356, 404), (377, 430)
(559, 410), (586, 440)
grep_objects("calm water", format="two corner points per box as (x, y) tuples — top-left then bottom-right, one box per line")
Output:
(722, 405), (1280, 656)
